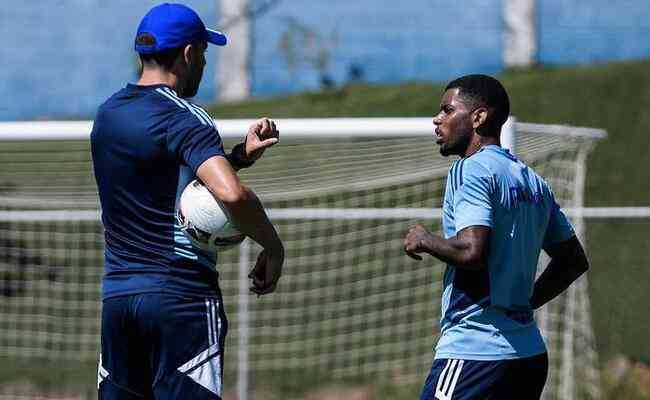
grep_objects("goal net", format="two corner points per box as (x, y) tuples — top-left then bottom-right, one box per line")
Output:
(0, 118), (603, 399)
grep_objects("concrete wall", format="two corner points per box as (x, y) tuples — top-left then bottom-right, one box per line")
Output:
(250, 0), (502, 95)
(0, 0), (649, 120)
(538, 0), (650, 64)
(0, 0), (218, 120)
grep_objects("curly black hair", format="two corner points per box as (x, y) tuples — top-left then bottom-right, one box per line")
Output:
(445, 74), (510, 137)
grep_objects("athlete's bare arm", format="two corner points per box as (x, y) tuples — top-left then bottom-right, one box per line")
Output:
(197, 156), (284, 295)
(403, 224), (490, 270)
(529, 236), (589, 309)
(201, 117), (282, 294)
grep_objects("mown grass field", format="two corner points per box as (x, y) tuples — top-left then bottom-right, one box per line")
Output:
(208, 60), (650, 365)
(1, 60), (648, 399)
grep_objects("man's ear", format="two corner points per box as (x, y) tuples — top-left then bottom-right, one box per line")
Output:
(472, 107), (488, 131)
(182, 44), (193, 65)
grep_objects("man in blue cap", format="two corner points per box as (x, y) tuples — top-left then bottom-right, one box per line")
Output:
(92, 3), (284, 399)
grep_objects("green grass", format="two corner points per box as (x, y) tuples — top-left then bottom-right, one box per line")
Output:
(2, 60), (649, 399)
(503, 62), (650, 207)
(0, 358), (96, 397)
(208, 60), (650, 207)
(587, 219), (650, 363)
(208, 60), (650, 367)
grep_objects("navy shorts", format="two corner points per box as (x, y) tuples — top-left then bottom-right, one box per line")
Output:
(419, 353), (548, 400)
(98, 293), (228, 399)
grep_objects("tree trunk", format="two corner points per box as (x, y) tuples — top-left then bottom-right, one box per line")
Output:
(217, 0), (251, 102)
(503, 0), (537, 67)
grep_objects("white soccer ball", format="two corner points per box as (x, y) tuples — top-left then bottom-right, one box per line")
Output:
(177, 179), (246, 252)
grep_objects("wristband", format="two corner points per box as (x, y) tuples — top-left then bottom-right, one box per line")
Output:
(228, 142), (255, 169)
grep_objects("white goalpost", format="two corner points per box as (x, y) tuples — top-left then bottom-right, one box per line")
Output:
(0, 117), (621, 400)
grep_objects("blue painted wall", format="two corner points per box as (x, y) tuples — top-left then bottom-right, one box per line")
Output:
(0, 0), (219, 120)
(539, 0), (650, 64)
(0, 0), (649, 120)
(251, 0), (502, 95)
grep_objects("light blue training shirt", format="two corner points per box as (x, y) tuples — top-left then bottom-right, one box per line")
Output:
(435, 144), (575, 361)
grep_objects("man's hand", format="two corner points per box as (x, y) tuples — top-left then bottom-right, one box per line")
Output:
(248, 247), (284, 296)
(403, 224), (434, 261)
(244, 118), (279, 163)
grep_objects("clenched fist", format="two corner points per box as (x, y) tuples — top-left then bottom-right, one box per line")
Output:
(403, 224), (434, 261)
(245, 117), (279, 162)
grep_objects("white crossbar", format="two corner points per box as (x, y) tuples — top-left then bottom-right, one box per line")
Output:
(1, 207), (649, 222)
(0, 118), (606, 140)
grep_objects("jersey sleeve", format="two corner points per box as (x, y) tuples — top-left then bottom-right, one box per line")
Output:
(543, 194), (575, 247)
(165, 109), (226, 173)
(453, 160), (494, 233)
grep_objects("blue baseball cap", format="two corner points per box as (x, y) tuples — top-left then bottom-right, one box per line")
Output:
(135, 3), (227, 54)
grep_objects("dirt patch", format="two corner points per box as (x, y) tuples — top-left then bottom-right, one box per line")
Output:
(0, 381), (84, 400)
(223, 385), (371, 400)
(627, 362), (650, 396)
(603, 355), (650, 397)
(302, 385), (371, 400)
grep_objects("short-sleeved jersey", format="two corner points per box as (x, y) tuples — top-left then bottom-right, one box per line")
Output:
(435, 145), (574, 360)
(91, 84), (226, 300)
